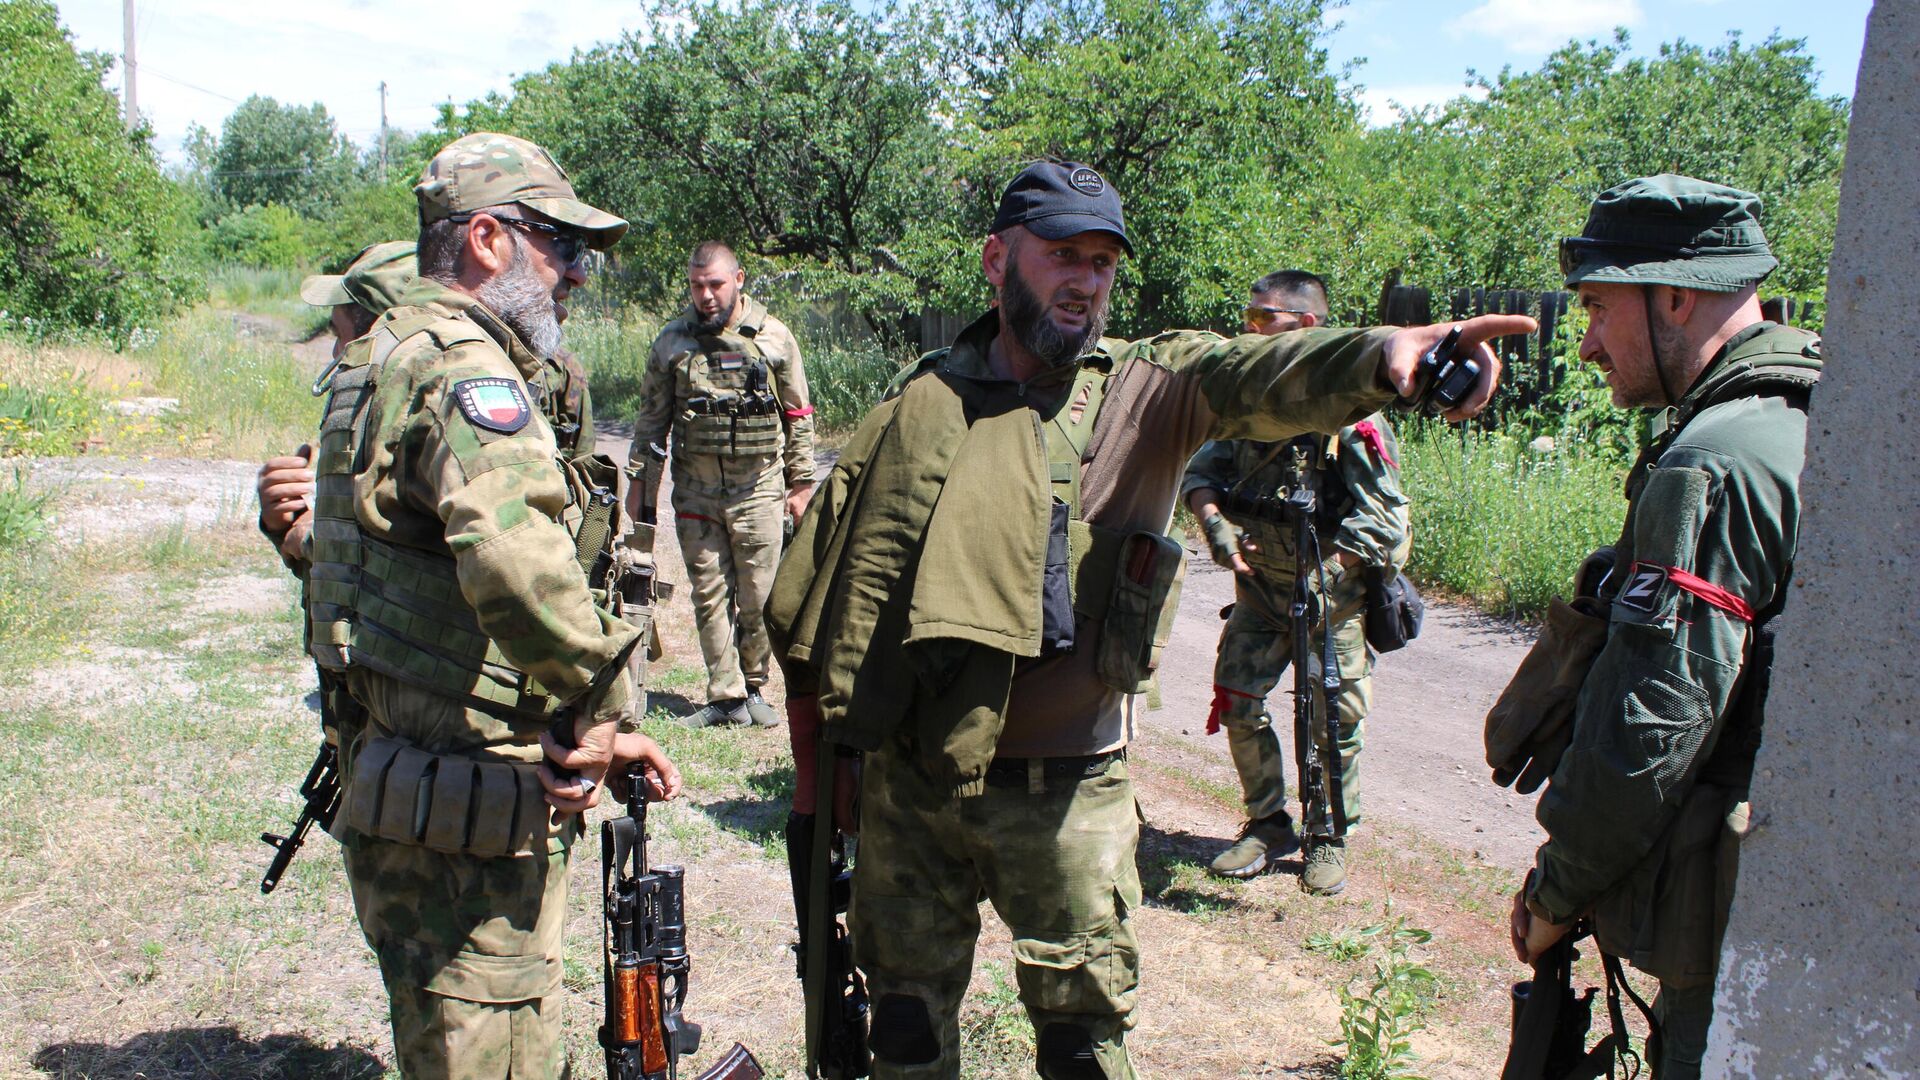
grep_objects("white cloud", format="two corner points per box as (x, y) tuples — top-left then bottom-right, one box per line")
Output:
(55, 0), (652, 161)
(1446, 0), (1644, 54)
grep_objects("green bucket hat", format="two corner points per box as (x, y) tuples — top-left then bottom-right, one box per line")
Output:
(414, 132), (627, 251)
(1560, 174), (1778, 293)
(300, 241), (417, 312)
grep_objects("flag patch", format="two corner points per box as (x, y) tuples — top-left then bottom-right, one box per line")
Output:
(453, 377), (532, 434)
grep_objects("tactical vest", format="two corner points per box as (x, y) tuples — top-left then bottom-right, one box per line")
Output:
(672, 322), (784, 458)
(1217, 436), (1352, 578)
(306, 312), (628, 718)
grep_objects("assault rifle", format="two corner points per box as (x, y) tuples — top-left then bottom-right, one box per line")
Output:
(258, 738), (341, 894)
(787, 737), (872, 1078)
(601, 760), (764, 1080)
(1502, 918), (1653, 1080)
(1285, 442), (1347, 842)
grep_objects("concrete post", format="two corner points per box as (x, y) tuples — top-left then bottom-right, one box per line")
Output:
(1704, 3), (1919, 1075)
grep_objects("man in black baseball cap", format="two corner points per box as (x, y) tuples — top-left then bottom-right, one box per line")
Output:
(773, 160), (1529, 1079)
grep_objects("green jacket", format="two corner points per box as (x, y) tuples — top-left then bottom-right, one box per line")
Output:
(1529, 322), (1821, 982)
(769, 312), (1398, 790)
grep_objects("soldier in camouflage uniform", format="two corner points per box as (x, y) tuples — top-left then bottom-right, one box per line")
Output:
(1498, 176), (1821, 1079)
(769, 162), (1526, 1079)
(1182, 270), (1410, 894)
(259, 244), (601, 565)
(302, 133), (658, 1080)
(628, 241), (815, 728)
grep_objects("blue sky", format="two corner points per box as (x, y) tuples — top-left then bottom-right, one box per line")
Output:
(1328, 0), (1872, 122)
(54, 0), (1873, 163)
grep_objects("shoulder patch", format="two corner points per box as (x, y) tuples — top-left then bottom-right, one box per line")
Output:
(1616, 562), (1670, 613)
(452, 377), (532, 434)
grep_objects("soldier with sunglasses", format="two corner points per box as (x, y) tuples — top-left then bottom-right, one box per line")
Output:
(1183, 270), (1411, 892)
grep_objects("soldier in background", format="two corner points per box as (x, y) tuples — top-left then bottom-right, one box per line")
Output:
(628, 241), (816, 728)
(1182, 270), (1411, 893)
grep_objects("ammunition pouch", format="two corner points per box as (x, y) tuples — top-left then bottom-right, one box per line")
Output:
(1362, 568), (1425, 654)
(343, 734), (573, 857)
(1592, 781), (1743, 989)
(1071, 524), (1186, 694)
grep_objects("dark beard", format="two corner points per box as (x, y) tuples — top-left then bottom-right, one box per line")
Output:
(693, 307), (728, 334)
(1001, 260), (1108, 368)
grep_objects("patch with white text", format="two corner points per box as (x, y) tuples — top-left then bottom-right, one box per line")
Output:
(452, 377), (532, 434)
(1616, 563), (1670, 613)
(1069, 167), (1106, 195)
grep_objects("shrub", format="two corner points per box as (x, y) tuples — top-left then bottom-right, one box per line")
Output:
(0, 1), (202, 340)
(807, 336), (908, 434)
(206, 205), (316, 271)
(0, 466), (52, 549)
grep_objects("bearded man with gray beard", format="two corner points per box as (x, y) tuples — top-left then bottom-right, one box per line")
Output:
(769, 160), (1532, 1079)
(302, 132), (651, 1079)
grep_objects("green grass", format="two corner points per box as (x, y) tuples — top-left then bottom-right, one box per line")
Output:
(0, 465), (52, 549)
(807, 335), (911, 434)
(1399, 419), (1626, 618)
(0, 373), (104, 456)
(564, 311), (663, 425)
(207, 263), (328, 337)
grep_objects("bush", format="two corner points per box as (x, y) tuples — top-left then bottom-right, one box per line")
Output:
(807, 336), (909, 434)
(0, 1), (202, 340)
(563, 311), (661, 428)
(1400, 420), (1625, 618)
(206, 205), (316, 271)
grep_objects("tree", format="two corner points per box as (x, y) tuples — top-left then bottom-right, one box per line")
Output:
(212, 95), (358, 217)
(0, 0), (200, 338)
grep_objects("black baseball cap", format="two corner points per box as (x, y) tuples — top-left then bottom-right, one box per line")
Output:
(991, 161), (1133, 256)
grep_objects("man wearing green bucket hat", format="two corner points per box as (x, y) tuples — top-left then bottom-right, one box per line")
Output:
(1493, 175), (1823, 1077)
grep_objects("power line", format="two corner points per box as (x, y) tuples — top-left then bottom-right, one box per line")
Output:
(141, 65), (245, 106)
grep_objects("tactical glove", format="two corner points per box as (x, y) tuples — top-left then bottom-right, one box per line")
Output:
(1484, 595), (1609, 794)
(1201, 511), (1243, 571)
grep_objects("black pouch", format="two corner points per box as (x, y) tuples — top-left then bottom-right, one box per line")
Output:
(1039, 498), (1075, 656)
(1363, 569), (1424, 653)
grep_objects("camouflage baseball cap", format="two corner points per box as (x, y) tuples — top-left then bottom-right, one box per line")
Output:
(414, 132), (627, 250)
(1560, 174), (1777, 293)
(300, 241), (416, 309)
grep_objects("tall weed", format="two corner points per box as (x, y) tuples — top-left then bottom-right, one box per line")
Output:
(0, 467), (51, 549)
(106, 307), (322, 459)
(1400, 420), (1624, 617)
(565, 312), (661, 426)
(809, 335), (909, 434)
(0, 373), (103, 456)
(1323, 915), (1438, 1080)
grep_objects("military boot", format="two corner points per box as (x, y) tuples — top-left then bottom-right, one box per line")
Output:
(685, 698), (749, 728)
(1300, 838), (1347, 895)
(745, 689), (781, 728)
(1208, 812), (1300, 879)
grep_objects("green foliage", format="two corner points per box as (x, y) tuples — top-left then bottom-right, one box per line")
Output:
(0, 466), (51, 549)
(806, 334), (909, 433)
(205, 204), (315, 270)
(211, 96), (358, 218)
(1321, 913), (1438, 1080)
(0, 0), (202, 340)
(1398, 420), (1625, 617)
(0, 372), (103, 456)
(561, 311), (662, 426)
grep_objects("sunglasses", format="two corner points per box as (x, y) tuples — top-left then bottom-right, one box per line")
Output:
(450, 212), (591, 267)
(1244, 304), (1313, 326)
(1558, 236), (1699, 277)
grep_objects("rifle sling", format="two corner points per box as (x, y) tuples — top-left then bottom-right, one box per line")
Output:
(802, 730), (838, 1078)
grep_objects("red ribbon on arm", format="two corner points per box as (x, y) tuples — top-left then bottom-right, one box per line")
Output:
(1665, 567), (1757, 623)
(784, 406), (815, 419)
(1206, 684), (1261, 735)
(1353, 420), (1397, 468)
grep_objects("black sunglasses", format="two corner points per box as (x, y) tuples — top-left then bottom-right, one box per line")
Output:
(1558, 236), (1699, 276)
(450, 212), (590, 267)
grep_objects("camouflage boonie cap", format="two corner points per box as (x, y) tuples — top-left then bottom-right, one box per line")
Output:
(1560, 174), (1778, 293)
(415, 132), (627, 250)
(300, 241), (416, 310)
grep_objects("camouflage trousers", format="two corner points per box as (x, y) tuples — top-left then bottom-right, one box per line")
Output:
(851, 744), (1142, 1079)
(672, 463), (783, 702)
(341, 670), (573, 1080)
(1211, 567), (1370, 835)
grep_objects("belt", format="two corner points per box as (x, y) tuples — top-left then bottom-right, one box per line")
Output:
(983, 750), (1124, 790)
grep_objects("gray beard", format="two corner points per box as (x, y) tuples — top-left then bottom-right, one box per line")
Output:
(1002, 260), (1108, 368)
(475, 242), (564, 357)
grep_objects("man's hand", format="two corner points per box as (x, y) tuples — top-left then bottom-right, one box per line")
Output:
(788, 692), (858, 834)
(606, 731), (683, 803)
(280, 509), (314, 562)
(1382, 315), (1536, 421)
(1509, 882), (1572, 964)
(257, 446), (315, 535)
(538, 715), (619, 814)
(1200, 510), (1254, 576)
(784, 481), (815, 524)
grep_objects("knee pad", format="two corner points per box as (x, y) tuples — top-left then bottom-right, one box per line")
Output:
(1036, 1022), (1105, 1080)
(870, 993), (939, 1066)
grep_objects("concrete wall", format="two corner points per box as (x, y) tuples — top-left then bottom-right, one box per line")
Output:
(1704, 3), (1919, 1075)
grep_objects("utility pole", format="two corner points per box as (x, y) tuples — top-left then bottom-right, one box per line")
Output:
(122, 0), (137, 130)
(378, 81), (389, 182)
